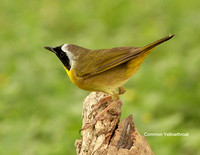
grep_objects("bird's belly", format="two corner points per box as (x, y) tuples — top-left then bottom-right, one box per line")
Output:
(69, 57), (145, 94)
(74, 63), (137, 94)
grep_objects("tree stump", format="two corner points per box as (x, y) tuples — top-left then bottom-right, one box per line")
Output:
(75, 92), (154, 155)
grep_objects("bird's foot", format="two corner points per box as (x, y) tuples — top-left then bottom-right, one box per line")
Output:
(81, 100), (116, 132)
(80, 117), (99, 132)
(118, 86), (126, 95)
(88, 95), (112, 118)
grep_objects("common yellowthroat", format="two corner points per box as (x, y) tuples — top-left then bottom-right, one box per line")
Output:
(44, 34), (175, 129)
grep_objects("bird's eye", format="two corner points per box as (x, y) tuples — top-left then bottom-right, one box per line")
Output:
(60, 52), (65, 57)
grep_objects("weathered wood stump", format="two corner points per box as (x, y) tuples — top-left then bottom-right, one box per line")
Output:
(75, 92), (154, 155)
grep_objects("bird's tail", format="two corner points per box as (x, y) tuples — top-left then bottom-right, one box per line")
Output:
(141, 34), (175, 54)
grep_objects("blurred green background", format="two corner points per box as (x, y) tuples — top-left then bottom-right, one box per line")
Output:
(0, 0), (200, 154)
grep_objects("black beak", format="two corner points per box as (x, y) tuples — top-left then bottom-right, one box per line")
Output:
(44, 46), (56, 54)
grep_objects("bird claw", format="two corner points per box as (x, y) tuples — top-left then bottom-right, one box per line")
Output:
(80, 118), (98, 132)
(88, 95), (112, 118)
(82, 96), (112, 132)
(80, 99), (116, 132)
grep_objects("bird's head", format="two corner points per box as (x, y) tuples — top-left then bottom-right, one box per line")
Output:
(44, 44), (81, 71)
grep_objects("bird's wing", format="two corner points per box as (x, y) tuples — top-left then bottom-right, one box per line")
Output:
(74, 34), (175, 78)
(75, 47), (141, 78)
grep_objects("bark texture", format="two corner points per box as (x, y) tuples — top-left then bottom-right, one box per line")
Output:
(75, 92), (154, 155)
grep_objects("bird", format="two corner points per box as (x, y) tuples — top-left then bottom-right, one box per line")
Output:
(44, 34), (175, 130)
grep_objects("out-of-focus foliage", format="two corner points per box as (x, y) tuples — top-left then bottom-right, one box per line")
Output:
(0, 0), (199, 154)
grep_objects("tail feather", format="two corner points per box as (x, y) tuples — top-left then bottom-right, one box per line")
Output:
(141, 34), (175, 53)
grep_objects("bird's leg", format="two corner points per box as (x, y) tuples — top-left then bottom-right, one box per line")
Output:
(88, 95), (112, 118)
(118, 86), (126, 95)
(81, 92), (119, 131)
(89, 86), (125, 116)
(96, 95), (112, 107)
(81, 101), (116, 131)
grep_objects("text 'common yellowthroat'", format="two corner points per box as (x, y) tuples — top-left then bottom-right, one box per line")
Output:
(44, 34), (175, 129)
